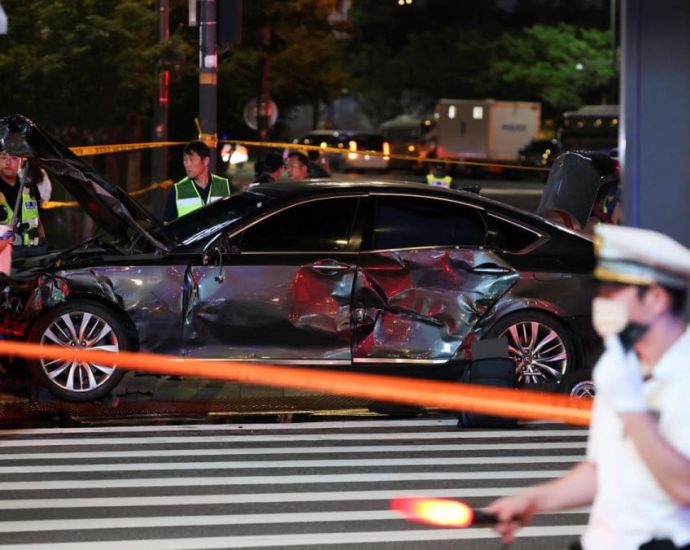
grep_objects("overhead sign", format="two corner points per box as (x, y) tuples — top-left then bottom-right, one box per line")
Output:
(0, 2), (7, 35)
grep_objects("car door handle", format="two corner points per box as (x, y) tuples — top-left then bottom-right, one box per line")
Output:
(311, 260), (351, 273)
(472, 264), (513, 275)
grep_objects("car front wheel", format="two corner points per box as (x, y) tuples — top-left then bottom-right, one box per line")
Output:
(28, 300), (130, 402)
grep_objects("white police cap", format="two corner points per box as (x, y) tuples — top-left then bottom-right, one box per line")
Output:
(594, 224), (690, 289)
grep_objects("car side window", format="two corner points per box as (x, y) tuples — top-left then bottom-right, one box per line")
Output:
(240, 197), (359, 252)
(372, 195), (486, 250)
(484, 214), (541, 252)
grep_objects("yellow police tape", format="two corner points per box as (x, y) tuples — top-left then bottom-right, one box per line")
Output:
(222, 139), (550, 173)
(0, 340), (592, 426)
(69, 141), (186, 157)
(68, 137), (548, 173)
(41, 179), (174, 210)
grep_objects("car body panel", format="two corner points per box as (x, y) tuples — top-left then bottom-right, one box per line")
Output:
(352, 248), (519, 362)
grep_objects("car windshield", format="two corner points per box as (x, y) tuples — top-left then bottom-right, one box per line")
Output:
(164, 191), (278, 245)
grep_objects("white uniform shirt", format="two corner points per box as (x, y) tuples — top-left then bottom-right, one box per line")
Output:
(582, 328), (690, 550)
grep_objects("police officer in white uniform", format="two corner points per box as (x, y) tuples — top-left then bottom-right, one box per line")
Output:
(488, 223), (690, 550)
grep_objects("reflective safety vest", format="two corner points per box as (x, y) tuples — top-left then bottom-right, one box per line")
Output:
(0, 186), (40, 246)
(426, 174), (453, 188)
(174, 174), (231, 218)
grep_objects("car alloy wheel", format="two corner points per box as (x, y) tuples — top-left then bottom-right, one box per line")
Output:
(28, 301), (129, 401)
(487, 311), (574, 387)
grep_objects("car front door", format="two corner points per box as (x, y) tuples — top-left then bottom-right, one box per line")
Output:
(185, 194), (363, 363)
(352, 193), (519, 367)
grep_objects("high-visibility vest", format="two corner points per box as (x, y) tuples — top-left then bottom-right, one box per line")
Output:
(0, 186), (40, 246)
(426, 174), (453, 188)
(174, 174), (231, 218)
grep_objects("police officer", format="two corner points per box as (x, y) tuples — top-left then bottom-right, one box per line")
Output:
(0, 145), (44, 259)
(488, 223), (690, 550)
(426, 162), (453, 188)
(163, 140), (231, 222)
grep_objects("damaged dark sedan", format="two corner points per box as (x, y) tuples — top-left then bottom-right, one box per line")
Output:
(0, 115), (598, 402)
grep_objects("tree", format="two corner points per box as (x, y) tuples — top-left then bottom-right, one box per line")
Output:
(488, 24), (616, 112)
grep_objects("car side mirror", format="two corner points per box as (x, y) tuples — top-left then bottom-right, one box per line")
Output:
(202, 234), (237, 266)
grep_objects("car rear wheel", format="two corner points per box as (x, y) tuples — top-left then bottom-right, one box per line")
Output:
(28, 300), (130, 402)
(485, 311), (575, 388)
(560, 368), (595, 399)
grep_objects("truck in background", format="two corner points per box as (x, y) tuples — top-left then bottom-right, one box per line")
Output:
(427, 99), (541, 177)
(558, 104), (619, 153)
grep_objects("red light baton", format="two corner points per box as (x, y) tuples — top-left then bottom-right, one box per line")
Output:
(391, 497), (498, 528)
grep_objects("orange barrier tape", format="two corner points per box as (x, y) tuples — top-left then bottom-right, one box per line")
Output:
(0, 341), (591, 426)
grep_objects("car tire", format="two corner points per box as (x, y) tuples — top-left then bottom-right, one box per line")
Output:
(484, 311), (576, 389)
(560, 368), (595, 399)
(27, 300), (131, 402)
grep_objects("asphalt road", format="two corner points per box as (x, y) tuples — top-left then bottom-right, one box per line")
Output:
(0, 417), (589, 549)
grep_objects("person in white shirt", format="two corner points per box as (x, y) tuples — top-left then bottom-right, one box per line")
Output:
(488, 223), (690, 550)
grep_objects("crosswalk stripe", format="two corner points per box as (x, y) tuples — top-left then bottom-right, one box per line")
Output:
(0, 470), (568, 491)
(0, 486), (540, 509)
(0, 418), (465, 435)
(0, 455), (583, 473)
(0, 509), (591, 533)
(0, 441), (587, 460)
(0, 526), (587, 549)
(0, 429), (588, 448)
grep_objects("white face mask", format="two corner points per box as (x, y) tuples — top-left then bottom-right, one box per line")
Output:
(592, 297), (629, 338)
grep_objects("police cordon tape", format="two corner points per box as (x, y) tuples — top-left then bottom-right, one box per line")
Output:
(0, 340), (592, 426)
(68, 138), (549, 173)
(41, 179), (174, 210)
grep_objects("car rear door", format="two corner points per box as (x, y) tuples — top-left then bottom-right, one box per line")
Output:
(185, 194), (364, 363)
(352, 193), (519, 366)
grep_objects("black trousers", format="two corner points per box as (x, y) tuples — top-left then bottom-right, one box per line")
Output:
(570, 540), (690, 550)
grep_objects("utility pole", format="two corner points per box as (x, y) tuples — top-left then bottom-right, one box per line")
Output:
(256, 26), (271, 142)
(199, 0), (218, 172)
(151, 0), (169, 183)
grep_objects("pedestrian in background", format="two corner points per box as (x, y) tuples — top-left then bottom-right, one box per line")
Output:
(285, 151), (309, 180)
(306, 149), (331, 178)
(426, 162), (453, 188)
(488, 223), (690, 550)
(163, 140), (231, 222)
(250, 152), (284, 186)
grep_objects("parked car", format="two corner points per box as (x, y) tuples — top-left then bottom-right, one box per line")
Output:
(1, 115), (599, 402)
(294, 130), (390, 173)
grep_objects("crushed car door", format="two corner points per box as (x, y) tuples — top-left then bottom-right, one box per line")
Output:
(352, 193), (519, 364)
(185, 195), (363, 362)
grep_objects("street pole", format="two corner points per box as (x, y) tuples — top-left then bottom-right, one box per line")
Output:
(256, 26), (271, 142)
(610, 0), (617, 104)
(199, 0), (218, 172)
(151, 0), (169, 183)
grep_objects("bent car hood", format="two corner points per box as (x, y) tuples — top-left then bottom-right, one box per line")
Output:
(0, 114), (173, 252)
